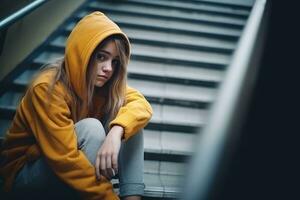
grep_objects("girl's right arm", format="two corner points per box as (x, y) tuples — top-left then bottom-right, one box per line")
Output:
(25, 83), (118, 200)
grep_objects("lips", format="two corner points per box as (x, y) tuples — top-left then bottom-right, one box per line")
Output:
(97, 75), (108, 80)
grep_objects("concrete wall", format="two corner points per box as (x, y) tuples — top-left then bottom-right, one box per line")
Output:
(0, 0), (85, 81)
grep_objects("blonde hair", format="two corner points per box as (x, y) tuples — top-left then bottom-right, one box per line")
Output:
(86, 35), (129, 127)
(40, 35), (129, 127)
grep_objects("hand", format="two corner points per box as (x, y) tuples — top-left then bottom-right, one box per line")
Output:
(95, 125), (124, 180)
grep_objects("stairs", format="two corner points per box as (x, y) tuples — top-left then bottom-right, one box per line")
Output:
(0, 0), (252, 199)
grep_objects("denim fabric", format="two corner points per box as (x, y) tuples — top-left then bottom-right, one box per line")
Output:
(13, 118), (144, 198)
(118, 129), (145, 197)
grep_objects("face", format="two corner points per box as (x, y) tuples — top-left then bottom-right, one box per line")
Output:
(90, 40), (120, 87)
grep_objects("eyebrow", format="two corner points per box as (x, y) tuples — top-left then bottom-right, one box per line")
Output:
(98, 50), (119, 58)
(99, 50), (111, 55)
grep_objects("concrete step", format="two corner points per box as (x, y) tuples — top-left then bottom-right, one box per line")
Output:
(0, 106), (15, 126)
(148, 103), (206, 133)
(0, 90), (23, 107)
(10, 50), (219, 104)
(12, 69), (38, 85)
(78, 11), (242, 39)
(15, 59), (224, 89)
(127, 60), (224, 87)
(151, 103), (207, 127)
(167, 0), (252, 10)
(131, 43), (230, 66)
(145, 160), (186, 176)
(121, 0), (250, 18)
(65, 23), (236, 54)
(33, 51), (63, 64)
(5, 76), (213, 110)
(31, 42), (226, 84)
(88, 1), (246, 28)
(50, 36), (230, 69)
(0, 120), (195, 160)
(0, 118), (195, 158)
(71, 13), (239, 41)
(143, 172), (183, 198)
(128, 79), (216, 104)
(0, 117), (196, 163)
(0, 90), (205, 132)
(0, 119), (11, 137)
(33, 45), (227, 74)
(121, 27), (236, 52)
(144, 130), (196, 157)
(143, 160), (186, 198)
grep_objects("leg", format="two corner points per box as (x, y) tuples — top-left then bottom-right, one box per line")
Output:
(118, 129), (145, 199)
(12, 118), (106, 199)
(12, 157), (78, 199)
(75, 118), (106, 165)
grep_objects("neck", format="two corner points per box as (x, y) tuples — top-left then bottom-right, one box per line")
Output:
(94, 85), (108, 97)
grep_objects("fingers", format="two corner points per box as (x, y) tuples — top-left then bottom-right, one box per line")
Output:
(106, 155), (113, 178)
(111, 168), (116, 177)
(95, 133), (121, 181)
(99, 152), (116, 180)
(95, 151), (101, 180)
(100, 152), (108, 179)
(112, 152), (118, 174)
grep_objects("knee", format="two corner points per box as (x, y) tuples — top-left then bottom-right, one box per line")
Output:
(75, 118), (106, 143)
(126, 129), (144, 144)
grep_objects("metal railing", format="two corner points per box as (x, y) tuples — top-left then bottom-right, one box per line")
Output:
(183, 0), (270, 199)
(0, 0), (47, 30)
(0, 0), (48, 56)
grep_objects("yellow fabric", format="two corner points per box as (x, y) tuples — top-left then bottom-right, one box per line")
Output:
(110, 86), (153, 140)
(0, 11), (152, 200)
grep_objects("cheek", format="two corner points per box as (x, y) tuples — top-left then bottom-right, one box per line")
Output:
(109, 67), (116, 78)
(95, 63), (102, 74)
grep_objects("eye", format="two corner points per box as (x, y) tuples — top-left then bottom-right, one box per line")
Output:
(112, 59), (120, 68)
(96, 53), (106, 61)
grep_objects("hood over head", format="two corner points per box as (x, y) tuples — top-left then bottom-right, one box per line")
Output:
(65, 11), (130, 100)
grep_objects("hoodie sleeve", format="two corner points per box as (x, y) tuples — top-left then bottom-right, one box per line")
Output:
(27, 83), (119, 200)
(109, 86), (153, 140)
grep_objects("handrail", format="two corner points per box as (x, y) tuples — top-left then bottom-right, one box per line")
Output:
(0, 0), (47, 30)
(183, 0), (269, 199)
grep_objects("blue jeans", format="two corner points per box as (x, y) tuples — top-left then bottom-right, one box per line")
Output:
(12, 118), (144, 198)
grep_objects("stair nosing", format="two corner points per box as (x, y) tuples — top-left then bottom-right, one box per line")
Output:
(47, 44), (228, 70)
(2, 82), (212, 109)
(124, 0), (249, 18)
(71, 15), (241, 40)
(169, 0), (252, 10)
(28, 60), (220, 87)
(60, 31), (235, 54)
(86, 4), (245, 29)
(0, 104), (203, 131)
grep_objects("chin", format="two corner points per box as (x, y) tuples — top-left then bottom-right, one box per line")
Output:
(95, 84), (104, 88)
(94, 82), (104, 87)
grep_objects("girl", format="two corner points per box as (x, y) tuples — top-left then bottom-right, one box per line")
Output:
(0, 11), (152, 200)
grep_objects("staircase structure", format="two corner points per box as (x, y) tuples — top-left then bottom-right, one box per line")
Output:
(0, 0), (253, 199)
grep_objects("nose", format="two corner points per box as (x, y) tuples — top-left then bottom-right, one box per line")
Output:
(101, 60), (112, 72)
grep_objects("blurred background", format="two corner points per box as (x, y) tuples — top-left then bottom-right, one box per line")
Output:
(0, 0), (297, 199)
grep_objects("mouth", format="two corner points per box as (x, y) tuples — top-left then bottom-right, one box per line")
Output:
(97, 75), (108, 80)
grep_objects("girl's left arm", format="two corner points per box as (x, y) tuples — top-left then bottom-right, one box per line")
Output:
(109, 85), (153, 140)
(96, 86), (152, 180)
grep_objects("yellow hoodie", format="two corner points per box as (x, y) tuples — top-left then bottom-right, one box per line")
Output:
(0, 11), (153, 199)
